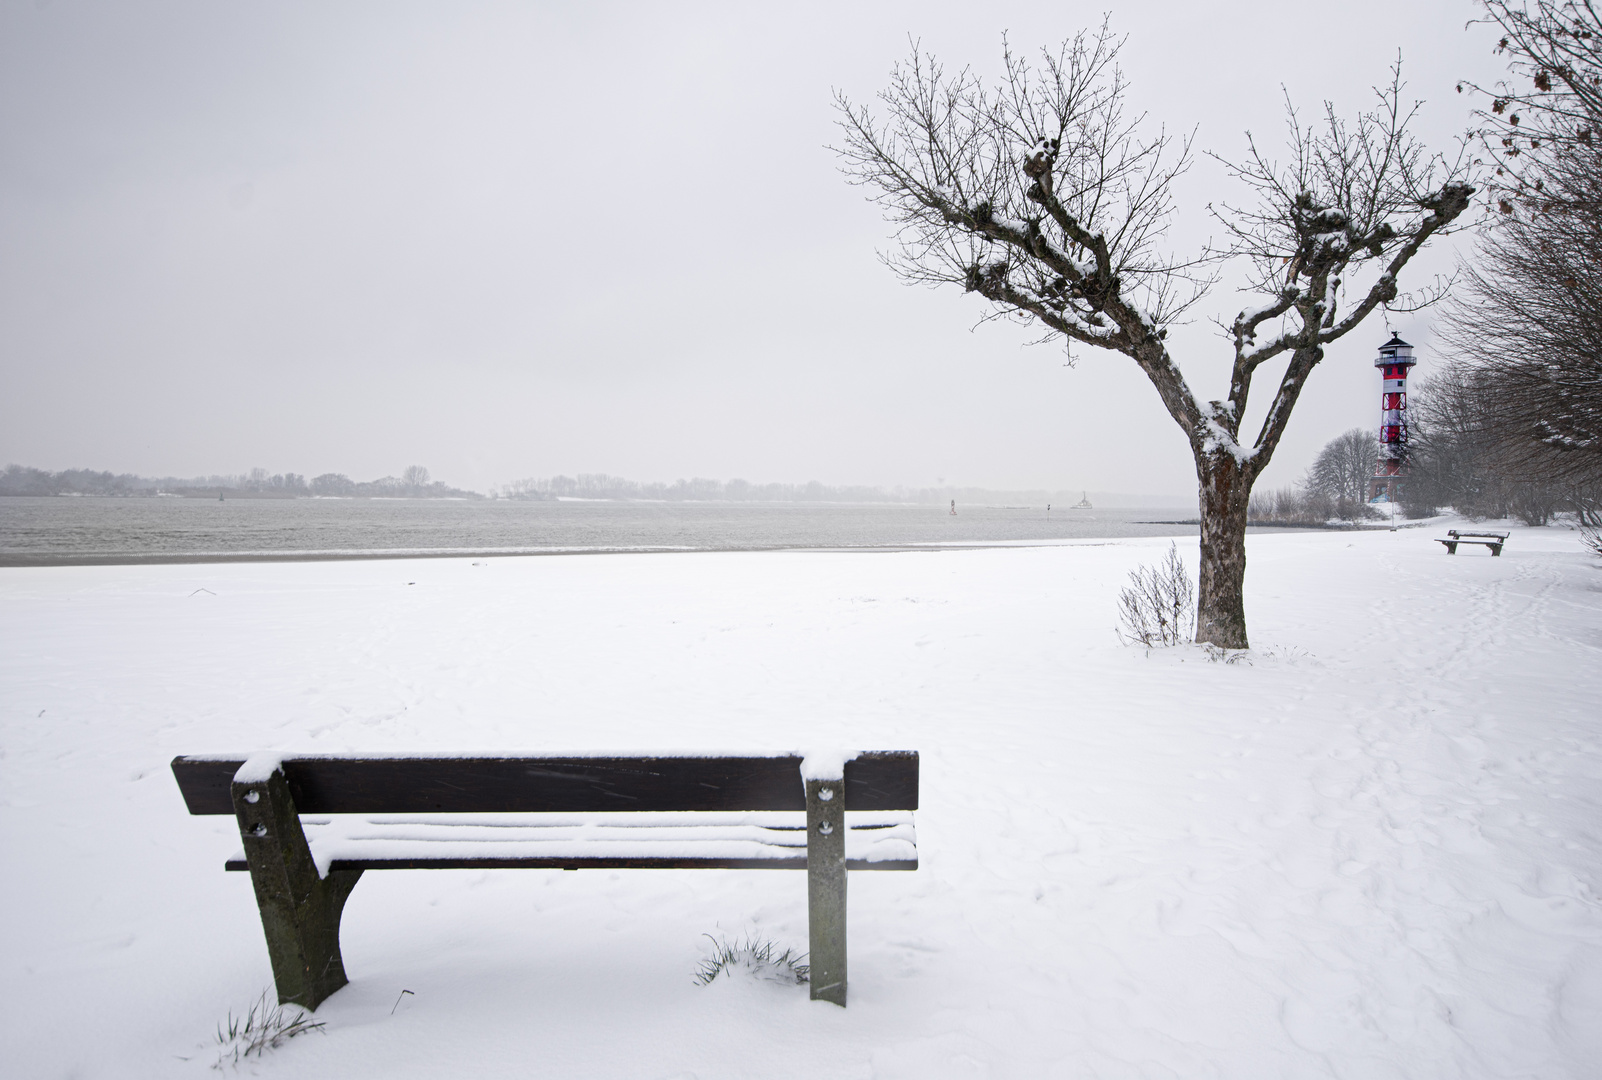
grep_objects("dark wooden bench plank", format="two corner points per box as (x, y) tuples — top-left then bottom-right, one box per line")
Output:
(172, 752), (918, 816)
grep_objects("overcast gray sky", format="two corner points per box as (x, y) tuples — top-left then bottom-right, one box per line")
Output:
(0, 0), (1506, 496)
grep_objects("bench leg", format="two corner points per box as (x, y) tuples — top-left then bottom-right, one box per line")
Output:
(231, 766), (363, 1011)
(1445, 542), (1458, 554)
(806, 777), (847, 1006)
(1491, 544), (1503, 556)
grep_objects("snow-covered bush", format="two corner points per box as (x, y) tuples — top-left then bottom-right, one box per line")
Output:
(694, 935), (809, 987)
(1117, 543), (1195, 647)
(1583, 528), (1602, 560)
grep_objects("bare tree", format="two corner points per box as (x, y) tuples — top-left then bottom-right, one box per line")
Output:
(1405, 362), (1500, 516)
(1305, 428), (1379, 513)
(1402, 360), (1578, 524)
(1462, 0), (1602, 181)
(836, 26), (1473, 647)
(1441, 1), (1602, 501)
(310, 473), (356, 497)
(1434, 168), (1602, 488)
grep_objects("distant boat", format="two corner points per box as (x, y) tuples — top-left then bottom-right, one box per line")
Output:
(1072, 491), (1093, 509)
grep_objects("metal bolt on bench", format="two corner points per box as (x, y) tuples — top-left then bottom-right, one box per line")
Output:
(173, 751), (919, 1010)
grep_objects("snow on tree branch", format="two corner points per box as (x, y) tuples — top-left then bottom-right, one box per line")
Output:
(1208, 63), (1475, 459)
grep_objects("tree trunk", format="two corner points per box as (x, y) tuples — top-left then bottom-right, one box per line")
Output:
(1195, 458), (1251, 649)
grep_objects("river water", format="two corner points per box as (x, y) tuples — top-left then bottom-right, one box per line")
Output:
(0, 496), (1212, 566)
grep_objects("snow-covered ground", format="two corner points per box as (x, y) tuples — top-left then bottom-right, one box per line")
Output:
(2, 524), (1599, 1078)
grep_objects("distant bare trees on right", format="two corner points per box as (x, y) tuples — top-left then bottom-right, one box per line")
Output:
(1424, 0), (1602, 524)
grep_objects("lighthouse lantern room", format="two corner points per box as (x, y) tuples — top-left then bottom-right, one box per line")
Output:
(1369, 334), (1416, 502)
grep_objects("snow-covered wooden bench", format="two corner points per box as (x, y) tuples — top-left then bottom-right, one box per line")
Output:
(170, 751), (918, 1011)
(1435, 529), (1510, 556)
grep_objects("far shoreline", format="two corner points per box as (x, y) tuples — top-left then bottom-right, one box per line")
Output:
(0, 528), (1345, 569)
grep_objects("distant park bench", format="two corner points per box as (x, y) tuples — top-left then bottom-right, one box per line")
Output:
(1435, 529), (1510, 556)
(171, 751), (918, 1010)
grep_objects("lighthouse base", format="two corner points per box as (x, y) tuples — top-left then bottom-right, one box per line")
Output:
(1369, 471), (1405, 503)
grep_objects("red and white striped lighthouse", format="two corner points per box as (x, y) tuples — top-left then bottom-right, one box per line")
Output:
(1368, 334), (1416, 502)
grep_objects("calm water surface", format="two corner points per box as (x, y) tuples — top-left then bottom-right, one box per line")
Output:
(0, 497), (1210, 566)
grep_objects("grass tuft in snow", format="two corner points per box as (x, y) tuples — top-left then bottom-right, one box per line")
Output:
(1117, 542), (1195, 647)
(694, 934), (809, 987)
(212, 991), (325, 1069)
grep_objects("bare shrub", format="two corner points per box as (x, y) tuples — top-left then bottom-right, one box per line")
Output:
(1246, 486), (1337, 525)
(1247, 486), (1298, 523)
(1117, 543), (1195, 647)
(213, 992), (324, 1069)
(1399, 484), (1438, 518)
(1583, 528), (1602, 560)
(694, 934), (809, 987)
(1336, 495), (1385, 522)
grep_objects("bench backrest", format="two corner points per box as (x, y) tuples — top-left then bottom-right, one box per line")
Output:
(171, 753), (919, 815)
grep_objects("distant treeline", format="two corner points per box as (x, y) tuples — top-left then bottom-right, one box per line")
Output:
(4, 462), (1152, 507)
(496, 473), (1112, 506)
(0, 464), (479, 499)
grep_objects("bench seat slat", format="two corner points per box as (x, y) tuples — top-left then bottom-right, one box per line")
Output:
(221, 812), (917, 873)
(225, 856), (918, 871)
